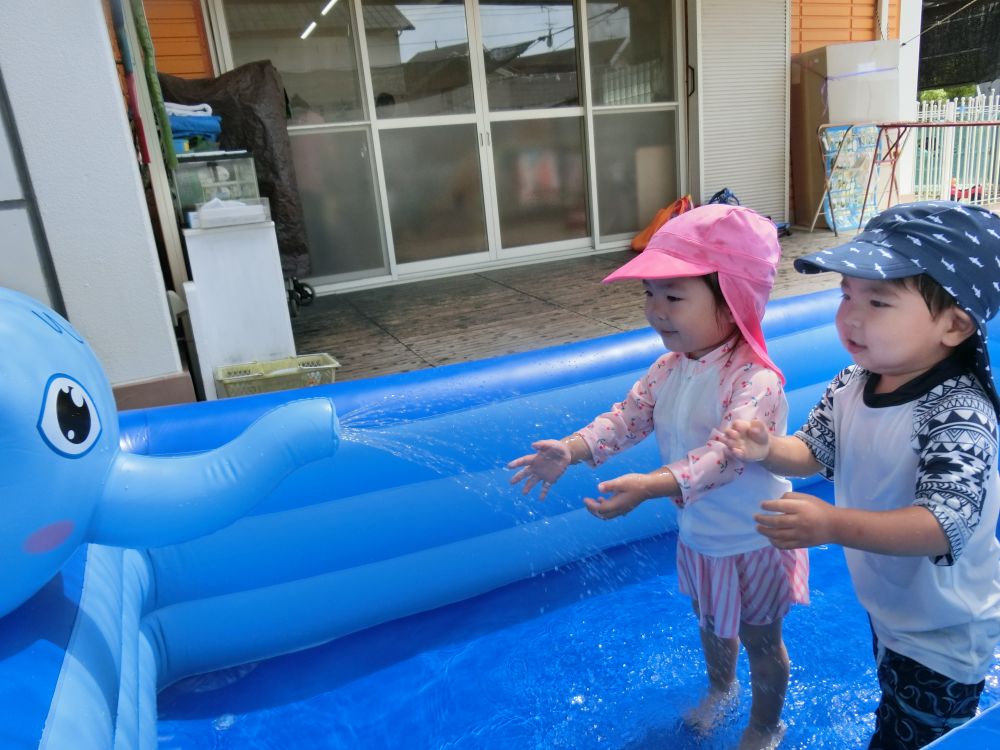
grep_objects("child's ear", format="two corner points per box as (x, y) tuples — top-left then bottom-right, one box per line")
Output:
(942, 308), (977, 347)
(719, 304), (736, 328)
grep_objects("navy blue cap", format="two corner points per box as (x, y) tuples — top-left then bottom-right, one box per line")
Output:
(794, 201), (1000, 413)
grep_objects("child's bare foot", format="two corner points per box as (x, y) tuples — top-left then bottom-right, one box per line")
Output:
(737, 720), (786, 750)
(682, 681), (740, 735)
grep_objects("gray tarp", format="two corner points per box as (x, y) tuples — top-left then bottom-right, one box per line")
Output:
(159, 61), (311, 277)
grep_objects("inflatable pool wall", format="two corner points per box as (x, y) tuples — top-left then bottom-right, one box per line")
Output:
(0, 288), (340, 749)
(7, 287), (991, 749)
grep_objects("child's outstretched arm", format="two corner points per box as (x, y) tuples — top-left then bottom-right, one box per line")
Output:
(584, 467), (678, 520)
(755, 491), (951, 557)
(509, 358), (665, 500)
(507, 433), (593, 500)
(721, 418), (822, 477)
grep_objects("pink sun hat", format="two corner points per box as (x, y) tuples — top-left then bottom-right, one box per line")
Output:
(603, 203), (784, 383)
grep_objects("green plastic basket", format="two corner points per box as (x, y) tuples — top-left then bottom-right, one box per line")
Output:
(213, 353), (340, 398)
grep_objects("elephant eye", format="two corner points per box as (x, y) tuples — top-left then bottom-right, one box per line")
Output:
(37, 375), (101, 457)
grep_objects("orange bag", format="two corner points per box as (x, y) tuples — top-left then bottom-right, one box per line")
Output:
(630, 194), (693, 252)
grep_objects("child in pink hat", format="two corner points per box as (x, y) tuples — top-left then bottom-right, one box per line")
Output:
(508, 204), (807, 750)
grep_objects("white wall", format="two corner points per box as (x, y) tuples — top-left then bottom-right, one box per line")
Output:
(0, 1), (181, 385)
(890, 0), (923, 196)
(898, 0), (922, 120)
(0, 99), (53, 307)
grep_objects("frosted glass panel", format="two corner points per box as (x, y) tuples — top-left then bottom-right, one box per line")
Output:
(593, 110), (678, 239)
(491, 118), (588, 247)
(289, 129), (386, 278)
(381, 125), (487, 263)
(364, 0), (474, 118)
(224, 0), (364, 125)
(589, 0), (676, 105)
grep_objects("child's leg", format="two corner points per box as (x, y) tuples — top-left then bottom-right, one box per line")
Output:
(737, 618), (789, 749)
(684, 607), (741, 733)
(700, 617), (740, 692)
(869, 637), (984, 750)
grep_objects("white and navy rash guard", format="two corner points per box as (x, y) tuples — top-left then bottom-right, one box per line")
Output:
(797, 358), (1000, 684)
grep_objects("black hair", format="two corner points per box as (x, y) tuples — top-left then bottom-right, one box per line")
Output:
(700, 272), (727, 309)
(699, 272), (739, 333)
(887, 274), (960, 318)
(889, 273), (978, 364)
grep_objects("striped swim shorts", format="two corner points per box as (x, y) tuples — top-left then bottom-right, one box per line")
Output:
(676, 538), (810, 639)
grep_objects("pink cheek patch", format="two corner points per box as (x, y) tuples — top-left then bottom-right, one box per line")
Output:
(23, 520), (75, 554)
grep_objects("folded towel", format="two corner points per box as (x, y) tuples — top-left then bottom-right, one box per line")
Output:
(168, 113), (222, 138)
(164, 101), (213, 117)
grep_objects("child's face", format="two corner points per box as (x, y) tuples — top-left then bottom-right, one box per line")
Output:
(836, 275), (973, 393)
(643, 277), (736, 358)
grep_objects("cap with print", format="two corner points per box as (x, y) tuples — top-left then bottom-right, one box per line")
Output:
(794, 200), (1000, 412)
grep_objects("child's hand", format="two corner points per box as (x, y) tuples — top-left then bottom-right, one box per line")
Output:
(507, 439), (572, 500)
(584, 473), (652, 520)
(720, 419), (771, 462)
(754, 491), (833, 549)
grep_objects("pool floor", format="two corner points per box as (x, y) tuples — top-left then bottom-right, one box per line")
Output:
(155, 529), (1000, 749)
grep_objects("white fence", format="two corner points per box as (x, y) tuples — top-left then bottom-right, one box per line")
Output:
(913, 93), (1000, 206)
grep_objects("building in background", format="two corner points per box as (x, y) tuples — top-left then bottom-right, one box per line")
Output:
(1, 1), (922, 407)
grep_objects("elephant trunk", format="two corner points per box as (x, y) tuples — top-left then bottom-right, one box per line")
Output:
(92, 398), (338, 547)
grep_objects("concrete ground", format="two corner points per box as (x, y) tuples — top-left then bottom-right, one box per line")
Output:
(292, 225), (844, 383)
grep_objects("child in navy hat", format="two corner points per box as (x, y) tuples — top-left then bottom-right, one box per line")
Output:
(722, 200), (1000, 749)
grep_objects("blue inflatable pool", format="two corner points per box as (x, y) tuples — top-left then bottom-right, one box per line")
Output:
(1, 287), (998, 748)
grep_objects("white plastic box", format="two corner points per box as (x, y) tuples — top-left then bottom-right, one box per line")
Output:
(191, 197), (270, 228)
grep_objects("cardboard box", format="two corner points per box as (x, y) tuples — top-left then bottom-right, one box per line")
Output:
(790, 40), (901, 227)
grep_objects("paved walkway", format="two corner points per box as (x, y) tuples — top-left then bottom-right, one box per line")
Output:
(292, 226), (843, 383)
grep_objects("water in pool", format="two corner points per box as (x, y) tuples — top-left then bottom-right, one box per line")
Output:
(157, 533), (1000, 749)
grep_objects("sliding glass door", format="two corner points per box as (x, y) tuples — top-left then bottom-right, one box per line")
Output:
(363, 0), (489, 266)
(477, 0), (588, 252)
(218, 0), (681, 285)
(223, 0), (387, 281)
(364, 0), (590, 267)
